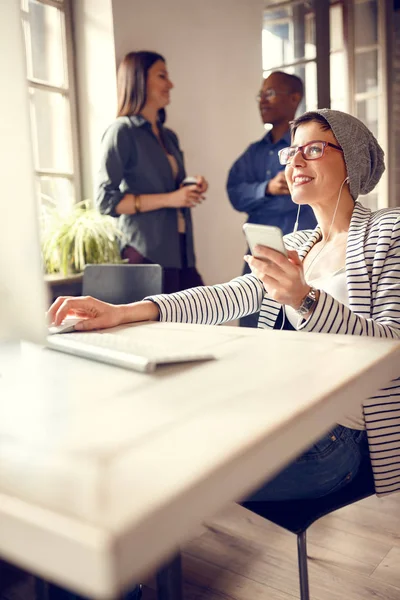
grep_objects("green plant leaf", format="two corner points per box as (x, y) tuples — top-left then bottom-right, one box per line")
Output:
(40, 200), (125, 275)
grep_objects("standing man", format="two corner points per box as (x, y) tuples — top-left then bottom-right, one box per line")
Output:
(227, 71), (317, 327)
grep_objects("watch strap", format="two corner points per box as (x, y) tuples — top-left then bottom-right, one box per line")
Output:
(295, 286), (318, 316)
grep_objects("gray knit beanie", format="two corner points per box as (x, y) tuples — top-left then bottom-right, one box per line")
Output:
(298, 109), (385, 201)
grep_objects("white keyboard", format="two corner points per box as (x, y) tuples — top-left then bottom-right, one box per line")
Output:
(47, 331), (216, 373)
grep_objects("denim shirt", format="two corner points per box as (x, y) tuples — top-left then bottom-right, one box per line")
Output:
(96, 115), (196, 269)
(226, 130), (317, 234)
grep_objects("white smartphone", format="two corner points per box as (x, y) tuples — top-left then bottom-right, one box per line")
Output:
(243, 223), (287, 258)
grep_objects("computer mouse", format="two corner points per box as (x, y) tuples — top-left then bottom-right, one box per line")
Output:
(48, 317), (83, 335)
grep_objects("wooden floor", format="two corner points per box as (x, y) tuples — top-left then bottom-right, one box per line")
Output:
(143, 494), (400, 600)
(1, 495), (399, 600)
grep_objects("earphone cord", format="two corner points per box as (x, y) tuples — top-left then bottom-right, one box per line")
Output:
(292, 203), (301, 234)
(304, 177), (348, 280)
(280, 306), (286, 330)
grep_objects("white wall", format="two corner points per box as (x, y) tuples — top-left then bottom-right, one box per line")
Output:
(110, 0), (264, 284)
(72, 0), (117, 200)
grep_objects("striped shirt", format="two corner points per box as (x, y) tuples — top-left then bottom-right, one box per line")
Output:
(147, 202), (400, 496)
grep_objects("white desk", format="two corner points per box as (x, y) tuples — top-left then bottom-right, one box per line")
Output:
(0, 322), (399, 598)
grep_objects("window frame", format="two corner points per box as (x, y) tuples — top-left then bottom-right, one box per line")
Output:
(20, 0), (81, 206)
(343, 0), (390, 209)
(262, 0), (330, 113)
(263, 0), (391, 208)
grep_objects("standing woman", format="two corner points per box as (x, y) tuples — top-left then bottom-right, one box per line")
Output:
(96, 51), (208, 293)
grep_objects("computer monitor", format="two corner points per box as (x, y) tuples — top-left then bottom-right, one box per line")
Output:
(0, 0), (48, 344)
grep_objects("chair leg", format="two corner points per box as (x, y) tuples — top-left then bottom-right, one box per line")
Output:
(156, 553), (183, 600)
(297, 531), (310, 600)
(35, 577), (49, 600)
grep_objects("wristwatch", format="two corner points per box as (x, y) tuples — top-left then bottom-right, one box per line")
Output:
(295, 286), (318, 316)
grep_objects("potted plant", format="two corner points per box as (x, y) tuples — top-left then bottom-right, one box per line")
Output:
(41, 200), (125, 276)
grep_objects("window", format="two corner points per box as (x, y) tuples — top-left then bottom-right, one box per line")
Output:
(262, 0), (390, 209)
(330, 2), (346, 111)
(20, 0), (80, 213)
(262, 1), (318, 115)
(351, 0), (382, 209)
(393, 8), (400, 206)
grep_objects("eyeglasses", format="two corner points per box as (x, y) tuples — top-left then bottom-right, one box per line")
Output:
(256, 89), (291, 101)
(278, 140), (343, 165)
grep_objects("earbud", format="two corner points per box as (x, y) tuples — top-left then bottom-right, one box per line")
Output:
(345, 177), (349, 183)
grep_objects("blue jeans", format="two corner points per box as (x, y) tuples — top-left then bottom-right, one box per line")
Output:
(247, 425), (368, 501)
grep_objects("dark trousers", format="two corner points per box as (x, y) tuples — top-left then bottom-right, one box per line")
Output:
(122, 235), (204, 294)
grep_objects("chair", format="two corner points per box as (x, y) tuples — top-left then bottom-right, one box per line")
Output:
(82, 264), (162, 304)
(36, 463), (374, 600)
(135, 458), (374, 600)
(241, 455), (375, 600)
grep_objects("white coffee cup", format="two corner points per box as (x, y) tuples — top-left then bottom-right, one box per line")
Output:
(182, 176), (198, 187)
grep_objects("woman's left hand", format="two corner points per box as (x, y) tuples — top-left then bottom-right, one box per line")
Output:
(244, 246), (310, 309)
(195, 175), (208, 194)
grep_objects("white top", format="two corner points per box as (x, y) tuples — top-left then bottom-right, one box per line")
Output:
(286, 268), (364, 430)
(167, 153), (185, 234)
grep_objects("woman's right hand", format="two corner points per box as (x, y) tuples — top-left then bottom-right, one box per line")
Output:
(168, 185), (204, 208)
(47, 296), (160, 331)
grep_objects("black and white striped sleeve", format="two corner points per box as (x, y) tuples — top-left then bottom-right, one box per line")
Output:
(145, 274), (265, 325)
(299, 218), (400, 338)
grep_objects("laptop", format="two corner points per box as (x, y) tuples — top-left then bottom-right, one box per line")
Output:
(82, 264), (163, 305)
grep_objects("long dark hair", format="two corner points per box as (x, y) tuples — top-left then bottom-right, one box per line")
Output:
(116, 51), (166, 123)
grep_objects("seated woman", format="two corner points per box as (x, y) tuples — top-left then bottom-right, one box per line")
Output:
(49, 109), (400, 501)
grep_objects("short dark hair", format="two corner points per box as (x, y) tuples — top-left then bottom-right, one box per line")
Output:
(290, 112), (331, 138)
(271, 71), (304, 98)
(116, 51), (166, 122)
